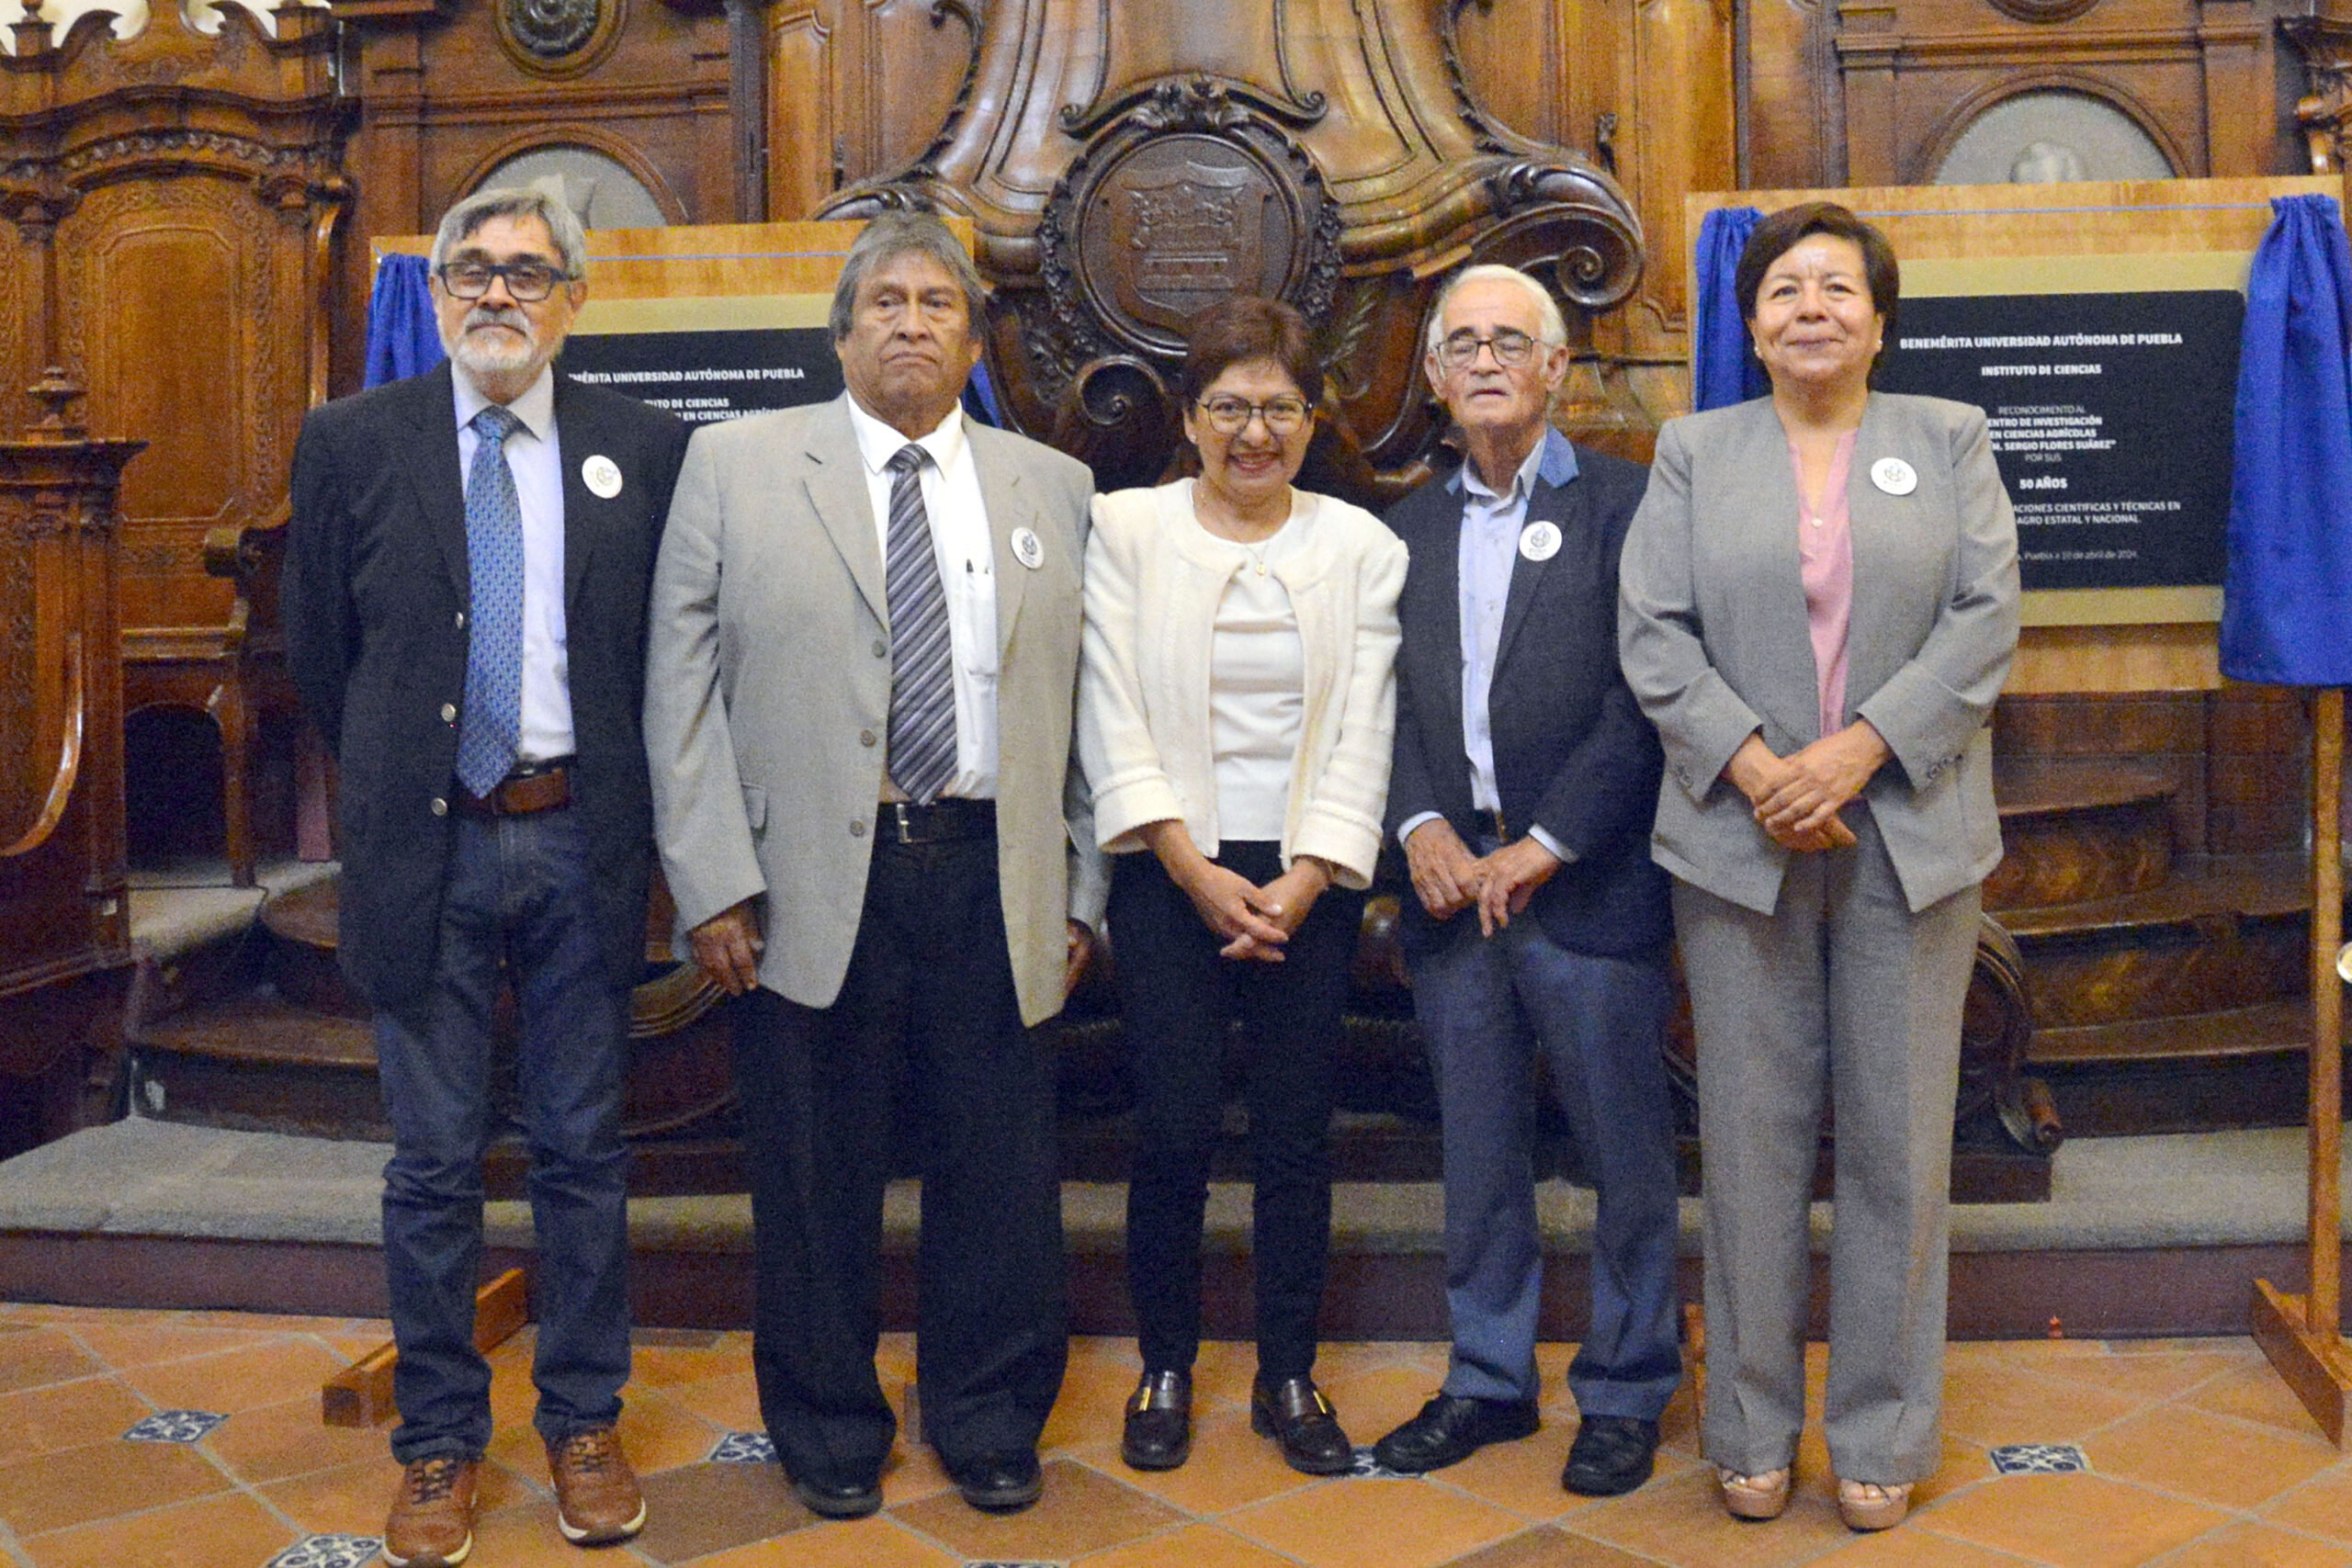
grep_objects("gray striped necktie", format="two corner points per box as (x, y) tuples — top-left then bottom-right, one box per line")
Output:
(883, 445), (958, 804)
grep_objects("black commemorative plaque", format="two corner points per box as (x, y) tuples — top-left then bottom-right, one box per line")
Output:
(557, 326), (843, 425)
(1874, 290), (2243, 594)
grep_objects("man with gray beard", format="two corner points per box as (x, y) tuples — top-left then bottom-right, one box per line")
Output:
(286, 186), (688, 1567)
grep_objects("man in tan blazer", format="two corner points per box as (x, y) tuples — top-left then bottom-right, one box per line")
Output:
(644, 211), (1099, 1520)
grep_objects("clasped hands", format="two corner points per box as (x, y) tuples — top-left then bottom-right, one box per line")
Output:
(1404, 820), (1561, 937)
(1142, 820), (1330, 962)
(1722, 723), (1892, 852)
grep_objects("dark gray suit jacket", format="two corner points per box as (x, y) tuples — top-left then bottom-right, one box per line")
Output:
(1617, 392), (2019, 917)
(285, 361), (689, 1026)
(1385, 434), (1673, 960)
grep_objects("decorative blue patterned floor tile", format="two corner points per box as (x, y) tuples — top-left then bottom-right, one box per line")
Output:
(122, 1410), (227, 1444)
(266, 1535), (382, 1568)
(708, 1430), (777, 1463)
(1989, 1442), (2088, 1475)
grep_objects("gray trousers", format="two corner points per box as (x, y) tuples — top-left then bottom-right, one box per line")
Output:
(1410, 906), (1682, 1418)
(1674, 804), (1979, 1483)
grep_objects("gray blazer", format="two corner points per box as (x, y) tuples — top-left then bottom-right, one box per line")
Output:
(644, 393), (1101, 1028)
(1617, 392), (2019, 917)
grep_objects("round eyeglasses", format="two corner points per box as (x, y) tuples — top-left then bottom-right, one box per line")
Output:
(435, 261), (573, 303)
(1195, 395), (1311, 436)
(1434, 328), (1541, 370)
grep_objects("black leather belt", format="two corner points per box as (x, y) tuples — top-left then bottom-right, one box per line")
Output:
(1472, 809), (1508, 842)
(456, 758), (575, 818)
(878, 797), (996, 844)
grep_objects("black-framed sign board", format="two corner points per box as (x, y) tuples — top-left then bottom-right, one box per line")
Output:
(1876, 289), (2244, 597)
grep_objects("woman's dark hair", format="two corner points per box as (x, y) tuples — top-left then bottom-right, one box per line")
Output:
(1734, 200), (1900, 343)
(1179, 296), (1319, 409)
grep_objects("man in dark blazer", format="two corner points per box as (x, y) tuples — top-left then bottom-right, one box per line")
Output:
(286, 186), (687, 1568)
(1370, 264), (1682, 1497)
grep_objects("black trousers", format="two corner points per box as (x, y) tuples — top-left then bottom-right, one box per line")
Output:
(1110, 840), (1363, 1382)
(729, 831), (1067, 1484)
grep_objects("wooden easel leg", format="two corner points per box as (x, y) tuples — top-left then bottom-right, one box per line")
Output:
(2255, 687), (2352, 1447)
(322, 1267), (532, 1428)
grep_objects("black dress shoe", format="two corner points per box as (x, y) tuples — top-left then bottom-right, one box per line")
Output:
(1250, 1376), (1355, 1475)
(1122, 1370), (1193, 1471)
(1371, 1393), (1541, 1473)
(788, 1471), (883, 1520)
(1563, 1414), (1660, 1496)
(945, 1449), (1043, 1512)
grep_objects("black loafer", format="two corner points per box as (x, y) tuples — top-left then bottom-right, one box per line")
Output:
(946, 1449), (1043, 1512)
(788, 1471), (883, 1520)
(1122, 1370), (1193, 1471)
(1563, 1414), (1660, 1496)
(1250, 1376), (1354, 1475)
(1371, 1393), (1540, 1473)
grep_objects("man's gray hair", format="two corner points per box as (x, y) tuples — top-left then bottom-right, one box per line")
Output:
(1424, 264), (1568, 355)
(830, 211), (989, 340)
(430, 185), (591, 281)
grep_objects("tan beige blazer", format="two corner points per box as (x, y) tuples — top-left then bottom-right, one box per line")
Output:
(644, 393), (1100, 1027)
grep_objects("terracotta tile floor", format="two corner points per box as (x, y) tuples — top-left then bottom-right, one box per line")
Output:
(1, 1301), (2348, 1567)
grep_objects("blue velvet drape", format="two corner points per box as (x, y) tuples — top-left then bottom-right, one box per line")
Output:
(2220, 194), (2352, 686)
(364, 253), (445, 390)
(1691, 206), (1767, 412)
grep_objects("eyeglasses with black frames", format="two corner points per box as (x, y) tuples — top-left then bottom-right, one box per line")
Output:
(1195, 395), (1312, 436)
(1433, 328), (1542, 371)
(435, 260), (573, 303)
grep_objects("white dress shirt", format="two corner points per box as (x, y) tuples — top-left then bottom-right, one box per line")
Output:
(453, 365), (575, 763)
(846, 395), (1000, 798)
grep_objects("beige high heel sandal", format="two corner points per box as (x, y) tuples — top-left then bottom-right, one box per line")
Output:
(1717, 1467), (1791, 1520)
(1837, 1478), (1913, 1530)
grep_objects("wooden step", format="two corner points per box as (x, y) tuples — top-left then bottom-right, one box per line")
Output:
(2031, 998), (2328, 1067)
(1987, 759), (2177, 912)
(2000, 852), (2312, 1028)
(133, 998), (385, 1138)
(258, 880), (366, 1018)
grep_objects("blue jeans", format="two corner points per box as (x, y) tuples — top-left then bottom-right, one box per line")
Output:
(1408, 895), (1682, 1419)
(374, 808), (632, 1462)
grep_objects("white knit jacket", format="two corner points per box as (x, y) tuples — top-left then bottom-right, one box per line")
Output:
(1077, 479), (1408, 888)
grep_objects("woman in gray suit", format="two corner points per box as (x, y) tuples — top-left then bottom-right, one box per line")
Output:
(1618, 202), (2018, 1531)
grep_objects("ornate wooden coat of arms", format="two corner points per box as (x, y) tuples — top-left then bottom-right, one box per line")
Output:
(820, 0), (1646, 505)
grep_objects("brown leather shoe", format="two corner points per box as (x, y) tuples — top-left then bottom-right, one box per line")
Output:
(547, 1427), (647, 1545)
(383, 1455), (478, 1567)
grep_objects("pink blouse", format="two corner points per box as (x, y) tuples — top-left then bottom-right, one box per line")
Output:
(1792, 432), (1857, 744)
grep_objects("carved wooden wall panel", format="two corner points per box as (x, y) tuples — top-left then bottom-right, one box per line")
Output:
(1451, 0), (1736, 430)
(1834, 0), (2293, 187)
(762, 0), (972, 218)
(1747, 0), (1844, 186)
(334, 0), (735, 394)
(59, 181), (279, 639)
(767, 7), (837, 217)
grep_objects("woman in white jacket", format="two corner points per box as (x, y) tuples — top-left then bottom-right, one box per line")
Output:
(1079, 296), (1408, 1477)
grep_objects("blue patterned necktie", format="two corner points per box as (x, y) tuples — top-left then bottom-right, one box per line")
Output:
(456, 403), (526, 796)
(883, 445), (958, 804)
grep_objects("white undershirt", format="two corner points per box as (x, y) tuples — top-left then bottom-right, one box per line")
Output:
(452, 365), (574, 762)
(1199, 503), (1307, 842)
(846, 396), (1001, 798)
